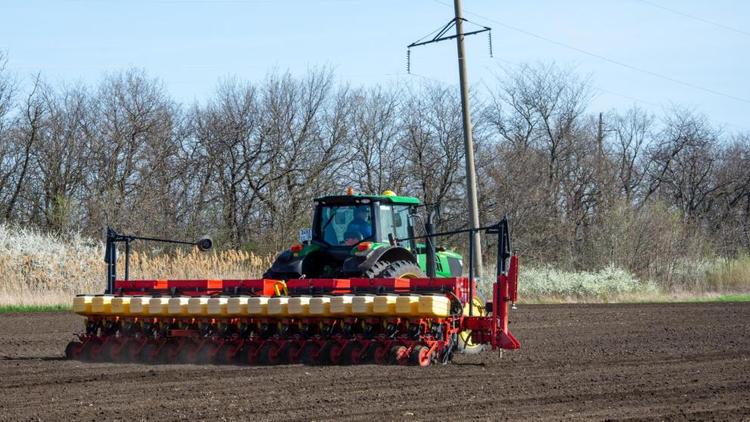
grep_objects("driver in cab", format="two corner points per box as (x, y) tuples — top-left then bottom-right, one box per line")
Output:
(343, 206), (372, 245)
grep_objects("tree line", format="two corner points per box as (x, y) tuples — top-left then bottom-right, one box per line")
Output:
(0, 52), (748, 283)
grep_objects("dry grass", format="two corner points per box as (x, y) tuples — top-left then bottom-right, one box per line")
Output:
(122, 249), (272, 280)
(705, 256), (750, 291)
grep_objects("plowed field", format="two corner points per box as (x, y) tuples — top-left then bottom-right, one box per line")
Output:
(1, 303), (749, 421)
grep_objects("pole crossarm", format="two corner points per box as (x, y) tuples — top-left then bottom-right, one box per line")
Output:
(406, 18), (492, 48)
(407, 18), (491, 49)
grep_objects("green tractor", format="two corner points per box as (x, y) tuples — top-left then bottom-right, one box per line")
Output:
(263, 191), (464, 280)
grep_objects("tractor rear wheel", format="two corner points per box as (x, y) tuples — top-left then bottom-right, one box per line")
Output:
(373, 260), (424, 279)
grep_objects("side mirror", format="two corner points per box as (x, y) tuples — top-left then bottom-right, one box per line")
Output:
(196, 236), (213, 252)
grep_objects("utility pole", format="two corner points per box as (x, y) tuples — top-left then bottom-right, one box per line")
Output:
(406, 0), (491, 280)
(452, 0), (483, 279)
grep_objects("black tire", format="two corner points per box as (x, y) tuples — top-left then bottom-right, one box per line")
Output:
(299, 342), (320, 366)
(257, 342), (278, 365)
(317, 341), (335, 365)
(373, 260), (424, 279)
(98, 341), (117, 363)
(359, 342), (379, 364)
(192, 345), (217, 365)
(278, 342), (300, 364)
(242, 343), (259, 365)
(80, 339), (101, 362)
(139, 343), (160, 364)
(161, 341), (185, 364)
(65, 341), (82, 360)
(120, 340), (140, 363)
(340, 341), (363, 365)
(389, 345), (407, 364)
(409, 345), (432, 366)
(215, 344), (238, 365)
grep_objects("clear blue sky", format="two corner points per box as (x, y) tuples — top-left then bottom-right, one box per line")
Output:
(2, 0), (749, 132)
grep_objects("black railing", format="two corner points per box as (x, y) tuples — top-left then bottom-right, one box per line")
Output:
(392, 217), (512, 316)
(104, 227), (212, 294)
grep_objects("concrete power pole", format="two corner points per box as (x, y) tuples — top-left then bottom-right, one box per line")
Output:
(453, 0), (483, 279)
(406, 0), (491, 280)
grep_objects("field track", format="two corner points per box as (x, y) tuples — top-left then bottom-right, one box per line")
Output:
(1, 303), (749, 421)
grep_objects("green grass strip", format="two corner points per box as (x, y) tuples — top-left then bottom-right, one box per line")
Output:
(519, 293), (750, 304)
(678, 293), (750, 303)
(0, 304), (71, 313)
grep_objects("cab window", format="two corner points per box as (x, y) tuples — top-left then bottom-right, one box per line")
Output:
(379, 205), (394, 241)
(317, 205), (373, 246)
(393, 205), (410, 241)
(379, 205), (411, 245)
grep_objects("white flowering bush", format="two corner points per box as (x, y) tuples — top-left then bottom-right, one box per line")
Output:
(520, 265), (658, 299)
(477, 264), (659, 302)
(0, 224), (104, 306)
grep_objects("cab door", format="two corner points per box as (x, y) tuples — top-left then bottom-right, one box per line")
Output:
(378, 204), (414, 250)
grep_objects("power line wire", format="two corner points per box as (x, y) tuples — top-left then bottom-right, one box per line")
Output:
(633, 0), (750, 38)
(430, 0), (750, 105)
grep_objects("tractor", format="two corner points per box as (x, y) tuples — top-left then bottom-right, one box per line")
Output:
(263, 190), (463, 281)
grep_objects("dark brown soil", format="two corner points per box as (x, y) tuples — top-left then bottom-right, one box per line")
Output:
(1, 303), (749, 421)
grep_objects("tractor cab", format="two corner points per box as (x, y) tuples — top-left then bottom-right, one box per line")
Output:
(264, 190), (463, 280)
(312, 192), (417, 250)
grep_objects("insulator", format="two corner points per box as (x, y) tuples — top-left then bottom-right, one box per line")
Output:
(488, 30), (494, 58)
(407, 49), (411, 74)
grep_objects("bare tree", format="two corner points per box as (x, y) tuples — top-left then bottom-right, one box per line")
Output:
(0, 51), (18, 218)
(188, 77), (264, 247)
(401, 84), (465, 218)
(607, 106), (655, 204)
(255, 69), (349, 251)
(3, 74), (44, 222)
(32, 84), (91, 231)
(648, 108), (724, 220)
(484, 63), (594, 264)
(85, 69), (177, 235)
(345, 86), (407, 194)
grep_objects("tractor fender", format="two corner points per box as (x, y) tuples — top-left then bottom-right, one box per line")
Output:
(356, 246), (417, 272)
(266, 251), (304, 277)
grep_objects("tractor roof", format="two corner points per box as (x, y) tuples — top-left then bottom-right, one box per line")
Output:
(315, 194), (421, 206)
